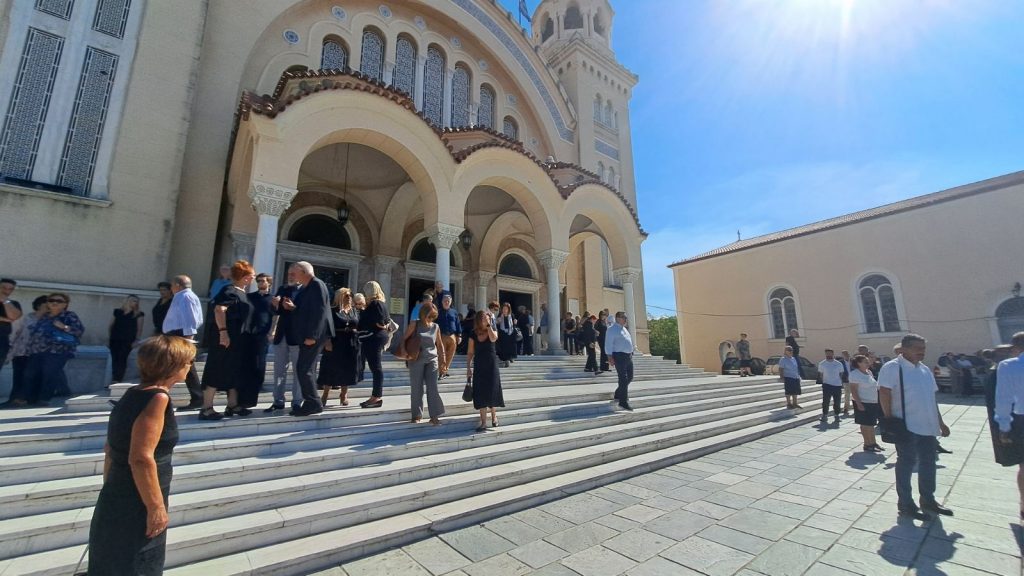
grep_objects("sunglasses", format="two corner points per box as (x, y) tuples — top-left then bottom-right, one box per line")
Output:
(47, 299), (67, 304)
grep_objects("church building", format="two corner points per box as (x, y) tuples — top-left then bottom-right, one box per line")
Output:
(0, 0), (650, 352)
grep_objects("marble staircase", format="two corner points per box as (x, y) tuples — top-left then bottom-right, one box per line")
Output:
(0, 355), (821, 575)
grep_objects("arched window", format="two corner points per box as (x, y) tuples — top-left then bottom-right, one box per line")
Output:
(478, 84), (496, 129)
(596, 161), (605, 182)
(451, 64), (471, 127)
(996, 297), (1024, 343)
(410, 237), (456, 266)
(502, 116), (519, 140)
(768, 288), (798, 339)
(608, 166), (616, 188)
(499, 253), (534, 279)
(423, 45), (445, 126)
(541, 16), (555, 42)
(359, 28), (385, 81)
(859, 274), (901, 333)
(593, 94), (603, 122)
(392, 35), (417, 96)
(594, 12), (607, 36)
(564, 4), (583, 30)
(320, 37), (348, 70)
(287, 215), (352, 250)
(604, 101), (614, 126)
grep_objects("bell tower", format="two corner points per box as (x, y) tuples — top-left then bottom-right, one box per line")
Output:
(531, 0), (638, 207)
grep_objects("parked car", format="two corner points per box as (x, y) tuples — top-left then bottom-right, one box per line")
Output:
(721, 357), (766, 376)
(933, 354), (988, 393)
(764, 355), (820, 381)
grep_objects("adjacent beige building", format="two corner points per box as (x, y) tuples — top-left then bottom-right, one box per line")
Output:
(0, 0), (649, 352)
(670, 171), (1024, 371)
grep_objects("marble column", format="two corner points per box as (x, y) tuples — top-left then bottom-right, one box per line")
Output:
(442, 68), (454, 127)
(614, 267), (642, 348)
(476, 271), (495, 310)
(373, 255), (401, 298)
(428, 223), (463, 291)
(248, 181), (297, 279)
(538, 249), (569, 355)
(414, 55), (426, 107)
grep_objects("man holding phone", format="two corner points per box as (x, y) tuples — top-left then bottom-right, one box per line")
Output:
(265, 268), (301, 412)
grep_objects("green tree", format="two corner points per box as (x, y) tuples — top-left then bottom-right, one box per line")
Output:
(647, 315), (680, 362)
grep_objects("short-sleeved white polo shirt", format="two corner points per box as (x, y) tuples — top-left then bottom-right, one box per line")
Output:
(877, 355), (940, 436)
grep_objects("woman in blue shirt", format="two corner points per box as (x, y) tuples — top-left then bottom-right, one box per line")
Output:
(779, 346), (802, 409)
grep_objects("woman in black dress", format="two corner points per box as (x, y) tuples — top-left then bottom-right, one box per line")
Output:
(320, 288), (360, 407)
(88, 335), (196, 575)
(581, 314), (599, 374)
(495, 302), (517, 368)
(596, 310), (610, 374)
(467, 310), (504, 432)
(108, 295), (145, 383)
(199, 260), (256, 420)
(358, 281), (391, 408)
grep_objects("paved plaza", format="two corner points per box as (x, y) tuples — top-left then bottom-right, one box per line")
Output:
(313, 399), (1022, 576)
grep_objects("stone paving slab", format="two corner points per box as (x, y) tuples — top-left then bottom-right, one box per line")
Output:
(310, 399), (1023, 576)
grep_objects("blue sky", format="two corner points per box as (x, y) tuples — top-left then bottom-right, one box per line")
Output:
(501, 1), (1024, 316)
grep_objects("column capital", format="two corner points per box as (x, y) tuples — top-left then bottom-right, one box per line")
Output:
(248, 181), (297, 217)
(537, 249), (570, 270)
(613, 267), (642, 285)
(476, 270), (495, 288)
(427, 223), (464, 249)
(374, 255), (401, 273)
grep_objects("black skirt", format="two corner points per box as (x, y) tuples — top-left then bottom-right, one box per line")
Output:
(854, 402), (882, 426)
(783, 377), (802, 396)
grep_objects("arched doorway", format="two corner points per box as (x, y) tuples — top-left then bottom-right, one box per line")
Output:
(996, 297), (1024, 343)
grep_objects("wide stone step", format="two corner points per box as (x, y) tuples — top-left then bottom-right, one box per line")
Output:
(1, 404), (821, 576)
(0, 382), (798, 519)
(7, 376), (756, 455)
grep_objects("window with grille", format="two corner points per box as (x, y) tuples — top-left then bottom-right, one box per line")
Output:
(423, 46), (445, 126)
(393, 35), (416, 96)
(0, 28), (64, 181)
(92, 0), (131, 39)
(593, 94), (602, 122)
(499, 254), (533, 279)
(360, 28), (384, 81)
(859, 274), (900, 333)
(58, 47), (118, 196)
(451, 65), (471, 128)
(321, 38), (348, 70)
(478, 85), (495, 129)
(35, 0), (74, 19)
(502, 116), (518, 140)
(768, 288), (798, 339)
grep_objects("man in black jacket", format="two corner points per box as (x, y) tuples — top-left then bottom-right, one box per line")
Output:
(286, 261), (335, 416)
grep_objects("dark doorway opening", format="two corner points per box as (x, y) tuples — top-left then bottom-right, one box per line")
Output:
(285, 261), (349, 296)
(499, 290), (533, 315)
(408, 278), (435, 319)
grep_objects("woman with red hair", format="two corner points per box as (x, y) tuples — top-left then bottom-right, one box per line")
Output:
(199, 260), (256, 420)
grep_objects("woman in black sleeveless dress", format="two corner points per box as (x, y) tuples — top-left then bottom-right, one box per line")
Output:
(320, 288), (360, 406)
(89, 336), (196, 575)
(467, 310), (504, 432)
(108, 295), (144, 383)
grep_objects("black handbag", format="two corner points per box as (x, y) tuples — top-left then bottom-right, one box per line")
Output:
(880, 365), (910, 444)
(462, 378), (473, 402)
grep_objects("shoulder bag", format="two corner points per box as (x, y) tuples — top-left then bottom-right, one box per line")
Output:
(394, 324), (421, 362)
(462, 375), (474, 402)
(880, 365), (910, 444)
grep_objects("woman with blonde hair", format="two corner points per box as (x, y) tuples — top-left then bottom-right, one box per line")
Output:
(108, 294), (145, 383)
(402, 301), (446, 425)
(319, 288), (360, 406)
(88, 335), (196, 574)
(467, 309), (504, 431)
(357, 280), (391, 408)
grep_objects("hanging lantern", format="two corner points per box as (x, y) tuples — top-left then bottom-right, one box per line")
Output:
(336, 201), (350, 226)
(460, 229), (473, 249)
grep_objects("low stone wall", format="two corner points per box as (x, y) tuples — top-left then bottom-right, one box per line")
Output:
(0, 346), (115, 400)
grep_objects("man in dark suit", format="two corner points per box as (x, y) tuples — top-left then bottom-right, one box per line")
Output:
(286, 261), (335, 416)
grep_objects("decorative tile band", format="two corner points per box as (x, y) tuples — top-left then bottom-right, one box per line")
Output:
(595, 138), (619, 160)
(449, 0), (574, 143)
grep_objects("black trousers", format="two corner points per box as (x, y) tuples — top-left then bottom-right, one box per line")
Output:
(9, 356), (29, 401)
(822, 384), (842, 416)
(253, 337), (269, 391)
(613, 352), (634, 403)
(109, 340), (133, 383)
(296, 339), (326, 408)
(362, 331), (387, 397)
(164, 329), (202, 405)
(599, 346), (609, 372)
(585, 344), (598, 372)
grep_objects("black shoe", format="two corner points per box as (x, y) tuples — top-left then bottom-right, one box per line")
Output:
(920, 500), (953, 517)
(936, 443), (953, 455)
(289, 404), (322, 416)
(263, 404), (285, 413)
(361, 399), (383, 409)
(619, 402), (633, 412)
(224, 406), (252, 417)
(898, 506), (928, 521)
(177, 402), (202, 412)
(198, 409), (223, 421)
(820, 416), (828, 423)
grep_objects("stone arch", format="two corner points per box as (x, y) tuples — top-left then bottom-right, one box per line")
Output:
(559, 184), (643, 269)
(379, 181), (422, 256)
(244, 88), (455, 233)
(478, 210), (535, 272)
(280, 205), (361, 253)
(451, 147), (562, 252)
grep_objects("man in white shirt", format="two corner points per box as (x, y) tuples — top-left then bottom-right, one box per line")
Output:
(878, 334), (952, 519)
(162, 275), (205, 410)
(994, 332), (1024, 514)
(818, 349), (845, 423)
(606, 311), (634, 411)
